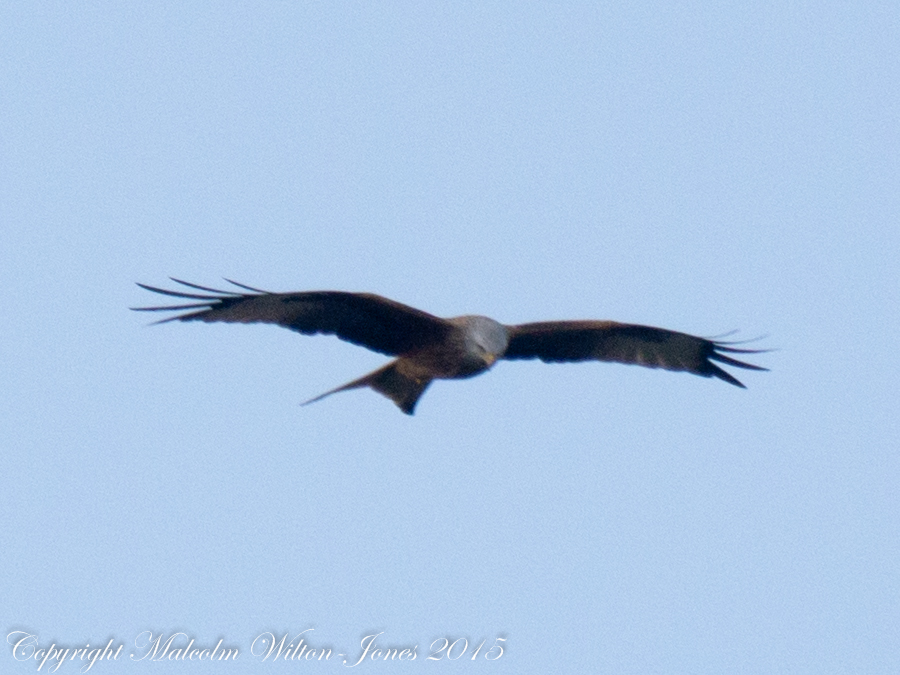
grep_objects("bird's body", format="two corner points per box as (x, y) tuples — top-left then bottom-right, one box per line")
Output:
(133, 279), (767, 414)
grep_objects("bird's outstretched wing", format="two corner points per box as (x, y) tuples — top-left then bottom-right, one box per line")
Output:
(503, 321), (767, 387)
(132, 278), (452, 356)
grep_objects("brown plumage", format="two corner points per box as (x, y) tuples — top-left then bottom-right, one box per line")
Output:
(133, 279), (767, 414)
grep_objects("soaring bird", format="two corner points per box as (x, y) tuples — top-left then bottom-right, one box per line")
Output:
(133, 279), (767, 415)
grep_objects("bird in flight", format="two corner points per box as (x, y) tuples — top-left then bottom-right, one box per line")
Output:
(133, 279), (767, 415)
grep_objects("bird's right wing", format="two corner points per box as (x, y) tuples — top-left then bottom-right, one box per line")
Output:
(503, 320), (767, 387)
(132, 279), (452, 356)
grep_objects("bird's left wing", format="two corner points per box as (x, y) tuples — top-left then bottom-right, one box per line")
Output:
(132, 279), (452, 356)
(503, 321), (767, 387)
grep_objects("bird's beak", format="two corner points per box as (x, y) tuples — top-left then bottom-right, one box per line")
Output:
(483, 353), (497, 367)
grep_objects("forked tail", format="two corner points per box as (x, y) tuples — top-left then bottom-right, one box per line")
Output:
(302, 360), (432, 415)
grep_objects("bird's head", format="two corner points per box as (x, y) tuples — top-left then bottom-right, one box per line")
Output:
(461, 315), (509, 369)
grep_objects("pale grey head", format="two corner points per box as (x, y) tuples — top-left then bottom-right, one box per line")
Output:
(451, 314), (510, 377)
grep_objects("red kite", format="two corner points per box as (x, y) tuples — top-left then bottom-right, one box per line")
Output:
(133, 279), (767, 414)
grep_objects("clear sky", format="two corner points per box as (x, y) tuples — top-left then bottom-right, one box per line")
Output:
(3, 1), (898, 673)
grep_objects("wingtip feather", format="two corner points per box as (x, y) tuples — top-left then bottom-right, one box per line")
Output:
(169, 278), (243, 295)
(223, 278), (269, 293)
(707, 363), (748, 388)
(135, 282), (219, 300)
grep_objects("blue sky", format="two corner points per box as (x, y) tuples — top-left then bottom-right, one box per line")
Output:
(3, 1), (898, 673)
